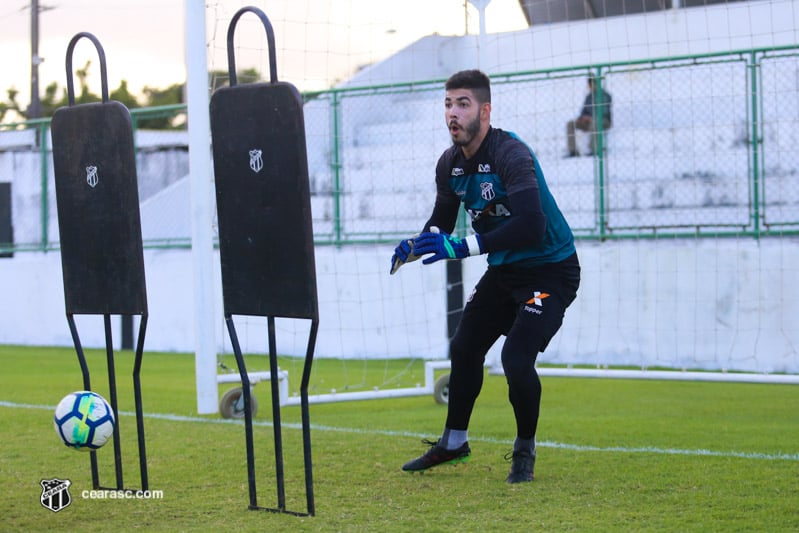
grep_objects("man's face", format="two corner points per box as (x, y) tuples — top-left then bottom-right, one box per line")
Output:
(445, 88), (484, 149)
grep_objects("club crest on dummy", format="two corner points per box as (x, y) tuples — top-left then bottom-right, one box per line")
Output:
(249, 149), (263, 173)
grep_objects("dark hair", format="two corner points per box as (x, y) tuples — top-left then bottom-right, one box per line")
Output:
(445, 69), (491, 104)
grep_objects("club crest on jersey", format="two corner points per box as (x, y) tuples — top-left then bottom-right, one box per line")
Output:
(86, 165), (98, 188)
(478, 163), (491, 173)
(480, 182), (496, 201)
(249, 149), (263, 173)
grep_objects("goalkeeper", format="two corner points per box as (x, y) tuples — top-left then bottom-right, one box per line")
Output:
(391, 69), (580, 483)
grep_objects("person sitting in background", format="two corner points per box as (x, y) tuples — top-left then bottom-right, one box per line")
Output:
(566, 76), (612, 157)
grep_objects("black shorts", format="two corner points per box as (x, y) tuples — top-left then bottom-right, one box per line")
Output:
(454, 252), (580, 356)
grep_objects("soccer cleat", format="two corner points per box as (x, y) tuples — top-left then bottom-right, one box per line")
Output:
(402, 439), (471, 472)
(505, 450), (535, 483)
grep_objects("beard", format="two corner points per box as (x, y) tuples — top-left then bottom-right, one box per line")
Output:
(450, 114), (481, 147)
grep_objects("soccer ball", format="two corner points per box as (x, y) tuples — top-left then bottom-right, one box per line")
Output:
(54, 391), (116, 451)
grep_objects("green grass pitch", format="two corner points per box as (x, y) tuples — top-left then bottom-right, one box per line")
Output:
(1, 344), (798, 532)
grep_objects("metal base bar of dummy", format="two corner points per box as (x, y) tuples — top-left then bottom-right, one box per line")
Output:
(224, 314), (316, 516)
(66, 313), (150, 491)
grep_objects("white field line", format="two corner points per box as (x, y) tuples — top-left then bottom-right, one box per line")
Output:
(4, 400), (798, 462)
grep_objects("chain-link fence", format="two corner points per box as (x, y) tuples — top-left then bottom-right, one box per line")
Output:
(1, 45), (797, 255)
(0, 105), (189, 253)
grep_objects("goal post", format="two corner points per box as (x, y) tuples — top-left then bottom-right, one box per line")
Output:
(185, 0), (218, 415)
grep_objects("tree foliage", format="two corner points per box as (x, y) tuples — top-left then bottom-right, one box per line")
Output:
(1, 63), (267, 128)
(1, 60), (185, 127)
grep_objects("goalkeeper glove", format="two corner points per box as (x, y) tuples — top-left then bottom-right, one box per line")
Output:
(390, 237), (421, 275)
(412, 226), (483, 265)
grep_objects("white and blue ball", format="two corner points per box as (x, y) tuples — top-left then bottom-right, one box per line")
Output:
(54, 391), (116, 451)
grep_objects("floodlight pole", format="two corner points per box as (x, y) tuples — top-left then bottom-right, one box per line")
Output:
(29, 0), (41, 119)
(468, 0), (491, 69)
(28, 1), (54, 119)
(468, 0), (490, 36)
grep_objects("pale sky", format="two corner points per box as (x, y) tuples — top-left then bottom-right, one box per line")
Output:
(0, 0), (528, 110)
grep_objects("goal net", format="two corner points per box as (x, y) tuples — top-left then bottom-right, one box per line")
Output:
(200, 0), (799, 403)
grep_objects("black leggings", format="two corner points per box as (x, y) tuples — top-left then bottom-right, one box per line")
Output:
(445, 253), (580, 440)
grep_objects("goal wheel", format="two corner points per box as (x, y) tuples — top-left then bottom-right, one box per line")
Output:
(433, 373), (450, 405)
(219, 387), (259, 419)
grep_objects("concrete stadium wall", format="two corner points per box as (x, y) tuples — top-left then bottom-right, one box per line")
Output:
(1, 238), (797, 374)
